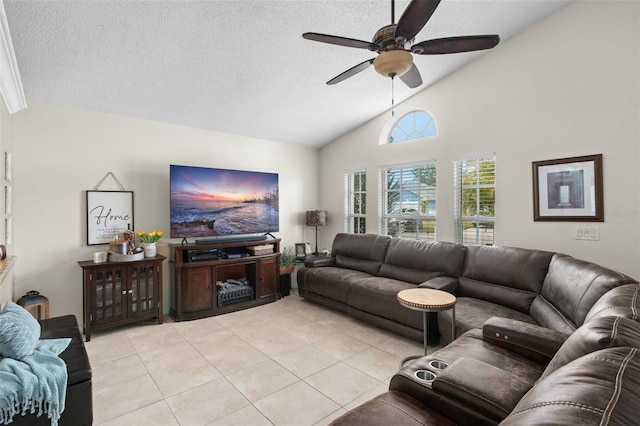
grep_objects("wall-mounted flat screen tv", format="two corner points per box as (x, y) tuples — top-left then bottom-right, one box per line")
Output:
(170, 165), (279, 238)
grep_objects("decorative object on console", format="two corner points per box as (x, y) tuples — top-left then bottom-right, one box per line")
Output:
(138, 230), (163, 258)
(306, 210), (327, 255)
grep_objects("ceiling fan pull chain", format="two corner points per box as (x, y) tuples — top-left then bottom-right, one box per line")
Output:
(391, 77), (395, 117)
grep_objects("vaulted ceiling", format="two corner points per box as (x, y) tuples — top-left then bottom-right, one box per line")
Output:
(3, 1), (571, 147)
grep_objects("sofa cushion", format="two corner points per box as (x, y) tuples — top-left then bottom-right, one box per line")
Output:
(298, 267), (373, 305)
(0, 301), (41, 360)
(585, 283), (640, 322)
(331, 233), (391, 276)
(531, 254), (636, 332)
(330, 390), (455, 426)
(348, 277), (422, 329)
(459, 246), (554, 313)
(438, 297), (537, 344)
(540, 316), (640, 380)
(379, 239), (466, 283)
(501, 347), (640, 426)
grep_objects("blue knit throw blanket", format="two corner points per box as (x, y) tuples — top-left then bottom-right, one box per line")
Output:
(0, 338), (71, 426)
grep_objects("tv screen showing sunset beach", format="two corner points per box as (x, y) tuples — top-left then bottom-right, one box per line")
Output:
(170, 165), (279, 238)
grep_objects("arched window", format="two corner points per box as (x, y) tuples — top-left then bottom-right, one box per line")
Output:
(387, 110), (436, 144)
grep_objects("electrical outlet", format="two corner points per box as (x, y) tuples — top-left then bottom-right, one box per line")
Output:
(575, 227), (599, 241)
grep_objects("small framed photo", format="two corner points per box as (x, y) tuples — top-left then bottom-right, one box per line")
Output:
(4, 152), (11, 181)
(295, 243), (306, 260)
(532, 154), (603, 222)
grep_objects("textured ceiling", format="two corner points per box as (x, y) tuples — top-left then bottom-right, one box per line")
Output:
(4, 0), (570, 147)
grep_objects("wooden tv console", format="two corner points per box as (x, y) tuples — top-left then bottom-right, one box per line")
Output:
(169, 238), (281, 321)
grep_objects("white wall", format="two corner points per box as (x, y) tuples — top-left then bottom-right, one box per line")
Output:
(319, 1), (640, 278)
(10, 102), (320, 319)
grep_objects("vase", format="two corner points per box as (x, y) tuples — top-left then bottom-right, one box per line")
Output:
(142, 242), (157, 258)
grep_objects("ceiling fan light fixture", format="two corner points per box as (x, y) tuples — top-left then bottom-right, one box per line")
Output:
(373, 50), (413, 78)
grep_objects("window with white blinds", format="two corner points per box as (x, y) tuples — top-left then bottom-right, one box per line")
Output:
(454, 154), (496, 245)
(344, 169), (366, 234)
(378, 161), (436, 240)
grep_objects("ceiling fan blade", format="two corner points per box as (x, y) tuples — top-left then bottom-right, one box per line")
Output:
(327, 58), (375, 85)
(399, 64), (422, 88)
(395, 0), (441, 42)
(303, 32), (378, 50)
(412, 35), (500, 55)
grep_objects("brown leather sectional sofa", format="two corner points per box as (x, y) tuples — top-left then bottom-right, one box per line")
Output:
(297, 233), (640, 425)
(331, 284), (640, 425)
(298, 233), (636, 344)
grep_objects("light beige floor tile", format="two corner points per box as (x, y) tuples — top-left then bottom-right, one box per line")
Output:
(206, 404), (272, 426)
(226, 318), (281, 340)
(316, 312), (359, 331)
(188, 328), (237, 355)
(194, 332), (270, 375)
(170, 315), (226, 339)
(376, 334), (424, 358)
(342, 322), (396, 345)
(305, 362), (382, 406)
(269, 310), (315, 330)
(150, 355), (222, 397)
(127, 323), (187, 353)
(254, 380), (341, 426)
(250, 330), (307, 357)
(138, 340), (203, 373)
(225, 359), (300, 402)
(92, 354), (146, 388)
(286, 321), (339, 344)
(85, 330), (137, 366)
(88, 295), (411, 426)
(312, 333), (371, 360)
(166, 378), (250, 426)
(296, 303), (338, 321)
(214, 308), (264, 328)
(344, 346), (402, 381)
(278, 295), (312, 312)
(276, 344), (339, 378)
(93, 374), (164, 424)
(97, 400), (179, 426)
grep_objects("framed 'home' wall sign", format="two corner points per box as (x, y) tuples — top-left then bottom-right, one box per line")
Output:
(86, 190), (135, 245)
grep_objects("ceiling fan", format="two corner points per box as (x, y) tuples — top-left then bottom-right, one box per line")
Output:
(302, 0), (500, 88)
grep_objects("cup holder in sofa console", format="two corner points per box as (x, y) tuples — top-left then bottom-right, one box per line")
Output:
(428, 360), (449, 370)
(414, 370), (436, 384)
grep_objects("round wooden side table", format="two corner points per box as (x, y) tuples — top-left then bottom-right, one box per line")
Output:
(397, 288), (456, 367)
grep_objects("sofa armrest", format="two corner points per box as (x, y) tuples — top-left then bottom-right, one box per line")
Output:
(418, 276), (458, 293)
(304, 256), (335, 268)
(482, 317), (570, 364)
(432, 358), (531, 422)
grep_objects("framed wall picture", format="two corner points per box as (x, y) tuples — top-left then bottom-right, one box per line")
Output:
(532, 154), (603, 222)
(86, 190), (134, 245)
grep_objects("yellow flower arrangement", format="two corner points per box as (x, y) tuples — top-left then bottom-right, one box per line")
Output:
(137, 230), (164, 243)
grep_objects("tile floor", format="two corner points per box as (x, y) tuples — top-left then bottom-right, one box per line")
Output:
(86, 293), (425, 426)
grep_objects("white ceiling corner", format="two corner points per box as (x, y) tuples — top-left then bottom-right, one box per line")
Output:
(0, 0), (26, 114)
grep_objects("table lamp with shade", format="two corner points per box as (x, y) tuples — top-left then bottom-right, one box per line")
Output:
(306, 210), (327, 255)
